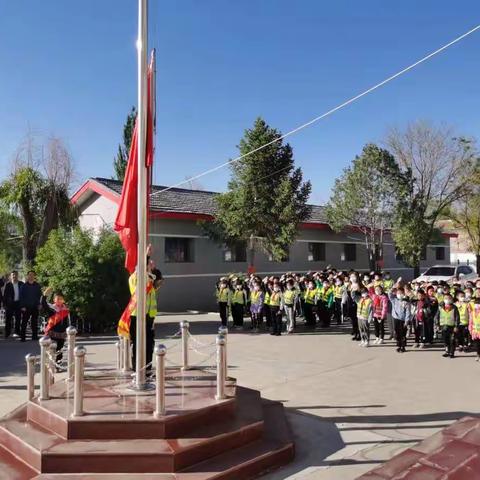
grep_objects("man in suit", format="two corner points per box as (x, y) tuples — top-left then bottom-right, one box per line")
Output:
(4, 271), (24, 339)
(20, 270), (42, 342)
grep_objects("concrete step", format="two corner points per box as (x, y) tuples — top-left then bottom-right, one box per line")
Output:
(0, 444), (38, 480)
(31, 400), (293, 480)
(0, 388), (264, 474)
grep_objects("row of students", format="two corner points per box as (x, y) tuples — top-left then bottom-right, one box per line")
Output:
(215, 270), (480, 361)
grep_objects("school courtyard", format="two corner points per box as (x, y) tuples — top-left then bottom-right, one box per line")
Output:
(1, 313), (479, 479)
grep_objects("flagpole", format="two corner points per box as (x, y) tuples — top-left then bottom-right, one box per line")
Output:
(135, 0), (148, 389)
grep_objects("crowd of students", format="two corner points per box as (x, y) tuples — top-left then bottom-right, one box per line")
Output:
(215, 268), (480, 361)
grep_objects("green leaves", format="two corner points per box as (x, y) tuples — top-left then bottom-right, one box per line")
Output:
(35, 227), (129, 333)
(326, 143), (406, 270)
(113, 107), (137, 182)
(205, 117), (311, 264)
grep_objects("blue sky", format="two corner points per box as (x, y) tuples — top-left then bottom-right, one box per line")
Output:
(1, 1), (479, 204)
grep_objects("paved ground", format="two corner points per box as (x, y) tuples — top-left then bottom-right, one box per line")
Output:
(1, 313), (480, 479)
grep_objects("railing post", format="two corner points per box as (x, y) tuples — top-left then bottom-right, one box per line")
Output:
(215, 334), (226, 400)
(39, 336), (51, 401)
(153, 344), (166, 418)
(66, 326), (77, 381)
(115, 340), (122, 371)
(181, 321), (190, 371)
(26, 354), (36, 401)
(218, 326), (228, 380)
(73, 346), (86, 417)
(49, 341), (57, 385)
(122, 337), (131, 373)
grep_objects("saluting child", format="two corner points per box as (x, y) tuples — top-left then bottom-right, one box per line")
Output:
(216, 277), (231, 327)
(269, 281), (284, 336)
(231, 281), (247, 329)
(283, 279), (297, 334)
(250, 282), (264, 332)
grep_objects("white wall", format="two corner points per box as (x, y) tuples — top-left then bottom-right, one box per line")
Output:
(78, 194), (118, 235)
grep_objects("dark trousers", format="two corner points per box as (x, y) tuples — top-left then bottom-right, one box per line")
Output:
(373, 318), (385, 339)
(271, 306), (282, 335)
(457, 324), (469, 348)
(21, 307), (39, 341)
(130, 315), (154, 371)
(218, 302), (228, 326)
(231, 303), (244, 327)
(424, 317), (434, 343)
(303, 303), (315, 326)
(317, 301), (329, 327)
(394, 318), (407, 349)
(55, 338), (65, 363)
(442, 326), (456, 356)
(5, 302), (21, 337)
(333, 298), (344, 324)
(414, 320), (425, 344)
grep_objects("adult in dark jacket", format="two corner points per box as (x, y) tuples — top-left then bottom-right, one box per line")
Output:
(20, 270), (42, 342)
(3, 271), (24, 338)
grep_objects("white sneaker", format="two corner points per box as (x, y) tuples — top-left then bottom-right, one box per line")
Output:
(420, 343), (425, 348)
(374, 337), (379, 344)
(359, 340), (365, 346)
(364, 342), (370, 348)
(378, 338), (384, 344)
(476, 356), (480, 362)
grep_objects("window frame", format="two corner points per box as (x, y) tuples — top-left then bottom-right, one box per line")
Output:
(435, 246), (446, 261)
(308, 242), (325, 262)
(164, 237), (195, 263)
(223, 241), (247, 263)
(343, 243), (356, 262)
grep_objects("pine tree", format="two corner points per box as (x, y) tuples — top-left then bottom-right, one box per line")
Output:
(205, 117), (311, 269)
(113, 107), (137, 181)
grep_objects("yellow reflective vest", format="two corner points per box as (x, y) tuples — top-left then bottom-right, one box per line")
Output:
(456, 302), (470, 326)
(439, 307), (455, 327)
(129, 273), (157, 318)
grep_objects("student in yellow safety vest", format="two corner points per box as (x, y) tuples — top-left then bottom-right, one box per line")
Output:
(269, 281), (284, 336)
(249, 282), (264, 332)
(455, 291), (471, 352)
(283, 279), (298, 334)
(468, 298), (480, 361)
(231, 281), (247, 329)
(216, 277), (231, 327)
(353, 288), (373, 347)
(435, 293), (460, 358)
(303, 279), (317, 327)
(333, 277), (346, 325)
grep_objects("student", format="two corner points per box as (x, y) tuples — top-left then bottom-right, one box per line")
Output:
(216, 277), (231, 327)
(348, 274), (360, 341)
(333, 277), (346, 325)
(43, 288), (70, 369)
(468, 297), (480, 361)
(371, 285), (388, 344)
(435, 293), (460, 358)
(456, 290), (470, 352)
(283, 279), (297, 334)
(263, 280), (272, 328)
(303, 280), (317, 327)
(425, 286), (438, 344)
(411, 289), (430, 348)
(269, 282), (284, 336)
(250, 282), (264, 332)
(388, 284), (411, 353)
(3, 271), (23, 339)
(355, 288), (373, 347)
(231, 281), (247, 329)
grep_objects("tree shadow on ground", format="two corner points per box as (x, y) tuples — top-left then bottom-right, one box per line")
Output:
(263, 406), (480, 479)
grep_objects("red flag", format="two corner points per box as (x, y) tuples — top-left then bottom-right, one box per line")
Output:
(114, 53), (155, 273)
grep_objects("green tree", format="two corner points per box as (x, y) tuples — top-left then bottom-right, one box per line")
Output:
(0, 135), (77, 266)
(326, 144), (406, 271)
(35, 227), (130, 333)
(204, 117), (311, 268)
(387, 122), (478, 276)
(0, 200), (23, 270)
(113, 107), (137, 181)
(446, 166), (480, 272)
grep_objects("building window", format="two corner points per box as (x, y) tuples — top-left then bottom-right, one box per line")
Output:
(343, 244), (356, 262)
(421, 246), (427, 261)
(436, 247), (446, 261)
(224, 242), (247, 262)
(395, 248), (403, 262)
(165, 238), (194, 263)
(308, 243), (325, 262)
(269, 250), (290, 262)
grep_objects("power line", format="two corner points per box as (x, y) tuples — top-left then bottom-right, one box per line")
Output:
(158, 23), (480, 194)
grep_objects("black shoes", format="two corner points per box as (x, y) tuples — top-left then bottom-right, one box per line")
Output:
(442, 352), (450, 358)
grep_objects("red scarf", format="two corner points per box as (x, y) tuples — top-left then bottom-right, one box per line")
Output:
(118, 281), (154, 338)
